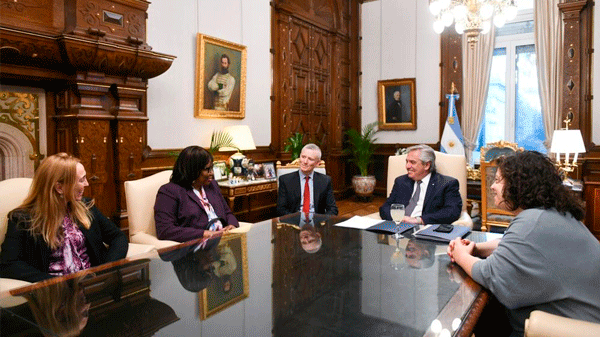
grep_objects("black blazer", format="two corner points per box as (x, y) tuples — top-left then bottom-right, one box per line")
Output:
(379, 171), (462, 224)
(277, 171), (338, 216)
(0, 201), (128, 283)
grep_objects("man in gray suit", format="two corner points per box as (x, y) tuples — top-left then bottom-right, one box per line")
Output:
(277, 144), (338, 216)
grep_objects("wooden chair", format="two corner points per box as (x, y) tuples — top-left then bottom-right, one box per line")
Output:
(480, 140), (523, 232)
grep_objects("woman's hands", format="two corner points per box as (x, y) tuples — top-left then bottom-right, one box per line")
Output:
(223, 225), (236, 232)
(447, 237), (479, 277)
(203, 225), (237, 239)
(447, 238), (475, 263)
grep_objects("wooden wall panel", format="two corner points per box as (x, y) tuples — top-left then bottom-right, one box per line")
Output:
(271, 0), (360, 198)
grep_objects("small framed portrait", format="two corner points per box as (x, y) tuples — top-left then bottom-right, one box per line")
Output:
(213, 161), (227, 181)
(263, 162), (276, 179)
(199, 233), (249, 320)
(377, 78), (417, 130)
(194, 33), (247, 119)
(252, 163), (264, 179)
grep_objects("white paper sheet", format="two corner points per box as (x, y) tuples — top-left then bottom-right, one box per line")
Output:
(334, 215), (383, 230)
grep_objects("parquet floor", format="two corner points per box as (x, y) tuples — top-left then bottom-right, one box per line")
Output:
(336, 195), (386, 217)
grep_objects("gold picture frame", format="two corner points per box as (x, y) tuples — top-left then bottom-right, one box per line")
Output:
(377, 78), (417, 130)
(199, 232), (249, 320)
(194, 33), (247, 119)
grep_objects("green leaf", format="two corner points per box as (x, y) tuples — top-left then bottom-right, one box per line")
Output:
(209, 130), (237, 154)
(344, 122), (380, 176)
(284, 132), (305, 160)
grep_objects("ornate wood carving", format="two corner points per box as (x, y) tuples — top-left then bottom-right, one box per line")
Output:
(68, 0), (149, 48)
(0, 0), (173, 235)
(0, 92), (42, 167)
(439, 30), (463, 139)
(558, 1), (592, 144)
(271, 0), (360, 198)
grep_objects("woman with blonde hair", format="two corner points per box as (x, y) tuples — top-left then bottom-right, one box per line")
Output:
(0, 153), (127, 282)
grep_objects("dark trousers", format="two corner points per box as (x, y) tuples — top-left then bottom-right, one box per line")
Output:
(474, 295), (513, 337)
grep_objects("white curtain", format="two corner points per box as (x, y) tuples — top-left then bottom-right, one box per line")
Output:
(462, 29), (496, 165)
(535, 0), (563, 149)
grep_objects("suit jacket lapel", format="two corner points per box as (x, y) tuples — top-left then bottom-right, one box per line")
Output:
(187, 188), (205, 213)
(423, 172), (438, 211)
(293, 171), (302, 210)
(312, 172), (321, 207)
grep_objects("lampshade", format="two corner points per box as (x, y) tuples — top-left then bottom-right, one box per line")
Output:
(219, 125), (256, 152)
(550, 130), (586, 154)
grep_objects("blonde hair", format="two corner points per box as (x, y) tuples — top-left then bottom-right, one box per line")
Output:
(14, 153), (92, 250)
(25, 277), (89, 337)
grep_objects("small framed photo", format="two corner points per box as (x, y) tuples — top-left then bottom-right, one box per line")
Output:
(213, 161), (227, 181)
(263, 162), (276, 179)
(252, 163), (264, 179)
(199, 233), (248, 319)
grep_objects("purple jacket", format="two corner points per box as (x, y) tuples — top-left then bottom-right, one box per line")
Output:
(154, 180), (239, 242)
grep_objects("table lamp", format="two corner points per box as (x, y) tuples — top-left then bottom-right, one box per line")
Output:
(220, 125), (256, 177)
(550, 129), (585, 180)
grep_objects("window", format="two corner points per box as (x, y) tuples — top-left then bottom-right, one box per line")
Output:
(473, 3), (544, 164)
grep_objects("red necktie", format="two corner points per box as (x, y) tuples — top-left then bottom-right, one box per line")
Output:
(302, 176), (310, 214)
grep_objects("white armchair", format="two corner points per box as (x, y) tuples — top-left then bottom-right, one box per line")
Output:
(0, 178), (33, 253)
(0, 177), (153, 263)
(124, 170), (253, 249)
(369, 151), (473, 228)
(525, 310), (600, 337)
(124, 170), (180, 249)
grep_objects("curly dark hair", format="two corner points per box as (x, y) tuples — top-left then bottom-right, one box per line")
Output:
(495, 151), (584, 220)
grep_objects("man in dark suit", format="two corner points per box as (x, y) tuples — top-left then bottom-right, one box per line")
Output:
(380, 144), (461, 225)
(277, 144), (338, 216)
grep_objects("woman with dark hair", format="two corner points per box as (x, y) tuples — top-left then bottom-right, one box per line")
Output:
(154, 146), (238, 242)
(448, 151), (600, 336)
(0, 153), (128, 283)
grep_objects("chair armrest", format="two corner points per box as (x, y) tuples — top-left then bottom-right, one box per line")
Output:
(525, 310), (600, 337)
(452, 211), (473, 229)
(130, 232), (179, 249)
(228, 222), (253, 234)
(126, 243), (156, 258)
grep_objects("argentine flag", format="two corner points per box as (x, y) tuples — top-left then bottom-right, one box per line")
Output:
(440, 93), (465, 155)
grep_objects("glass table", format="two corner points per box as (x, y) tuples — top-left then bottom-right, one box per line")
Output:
(0, 213), (500, 336)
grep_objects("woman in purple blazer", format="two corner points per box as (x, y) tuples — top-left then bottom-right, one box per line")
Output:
(154, 146), (239, 242)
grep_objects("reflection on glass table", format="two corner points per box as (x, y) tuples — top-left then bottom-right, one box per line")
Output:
(0, 214), (495, 337)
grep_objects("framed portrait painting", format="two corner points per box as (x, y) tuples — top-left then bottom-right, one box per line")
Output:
(194, 33), (247, 119)
(199, 233), (249, 320)
(377, 78), (417, 130)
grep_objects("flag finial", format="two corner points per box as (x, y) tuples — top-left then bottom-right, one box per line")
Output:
(450, 82), (458, 94)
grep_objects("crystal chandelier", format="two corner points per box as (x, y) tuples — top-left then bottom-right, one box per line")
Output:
(429, 0), (518, 47)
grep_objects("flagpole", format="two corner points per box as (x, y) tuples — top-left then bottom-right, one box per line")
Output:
(440, 82), (465, 157)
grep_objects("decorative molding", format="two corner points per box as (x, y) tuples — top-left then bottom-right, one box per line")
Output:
(0, 91), (41, 168)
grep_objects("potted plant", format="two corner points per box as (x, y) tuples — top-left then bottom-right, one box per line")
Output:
(344, 122), (379, 199)
(283, 132), (304, 161)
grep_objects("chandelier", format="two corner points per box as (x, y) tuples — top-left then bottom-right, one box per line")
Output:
(429, 0), (518, 47)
